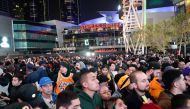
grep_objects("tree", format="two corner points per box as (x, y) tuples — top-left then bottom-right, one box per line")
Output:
(170, 13), (190, 56)
(130, 12), (190, 55)
(152, 20), (173, 53)
(132, 20), (173, 53)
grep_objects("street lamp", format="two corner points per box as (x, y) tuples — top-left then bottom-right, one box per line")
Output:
(118, 5), (121, 11)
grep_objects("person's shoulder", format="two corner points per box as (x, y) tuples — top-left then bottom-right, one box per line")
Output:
(73, 85), (82, 94)
(94, 92), (102, 104)
(30, 71), (38, 76)
(78, 90), (85, 97)
(78, 91), (92, 103)
(52, 92), (57, 102)
(157, 91), (171, 109)
(124, 90), (140, 103)
(127, 90), (138, 96)
(158, 90), (172, 100)
(94, 92), (101, 99)
(37, 67), (45, 71)
(52, 74), (58, 80)
(37, 92), (43, 97)
(27, 71), (39, 81)
(145, 91), (157, 103)
(52, 92), (57, 97)
(124, 93), (140, 109)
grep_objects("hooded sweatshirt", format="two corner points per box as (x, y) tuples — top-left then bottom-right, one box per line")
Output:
(149, 77), (164, 100)
(78, 91), (102, 109)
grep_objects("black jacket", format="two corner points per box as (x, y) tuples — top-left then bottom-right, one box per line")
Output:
(124, 90), (156, 109)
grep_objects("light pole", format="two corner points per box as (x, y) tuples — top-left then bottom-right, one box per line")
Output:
(77, 0), (80, 25)
(142, 0), (147, 54)
(43, 0), (46, 21)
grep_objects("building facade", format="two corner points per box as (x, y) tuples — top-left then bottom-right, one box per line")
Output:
(9, 0), (45, 22)
(56, 7), (175, 53)
(13, 20), (58, 53)
(60, 0), (80, 24)
(8, 0), (80, 23)
(0, 0), (10, 16)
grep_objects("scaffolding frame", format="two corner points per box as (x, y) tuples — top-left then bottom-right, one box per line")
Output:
(122, 0), (145, 54)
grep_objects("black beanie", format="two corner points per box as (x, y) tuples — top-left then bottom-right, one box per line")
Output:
(60, 61), (71, 75)
(60, 61), (70, 70)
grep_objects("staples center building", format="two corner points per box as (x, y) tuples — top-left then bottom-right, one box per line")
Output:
(56, 6), (175, 54)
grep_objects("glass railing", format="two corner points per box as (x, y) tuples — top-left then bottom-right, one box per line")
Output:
(63, 41), (124, 48)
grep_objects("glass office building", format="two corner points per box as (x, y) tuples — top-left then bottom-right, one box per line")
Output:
(13, 20), (58, 52)
(0, 0), (9, 13)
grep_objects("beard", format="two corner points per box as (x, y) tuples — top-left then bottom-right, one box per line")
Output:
(90, 84), (100, 91)
(138, 86), (149, 92)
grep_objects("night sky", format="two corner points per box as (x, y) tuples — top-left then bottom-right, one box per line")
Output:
(79, 0), (173, 23)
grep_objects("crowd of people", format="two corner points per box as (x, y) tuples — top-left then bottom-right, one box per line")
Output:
(0, 53), (190, 109)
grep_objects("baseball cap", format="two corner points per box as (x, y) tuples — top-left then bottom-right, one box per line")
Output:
(39, 77), (53, 87)
(60, 61), (70, 69)
(148, 61), (160, 70)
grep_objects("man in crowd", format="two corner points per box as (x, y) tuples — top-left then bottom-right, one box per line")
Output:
(36, 60), (48, 81)
(171, 94), (190, 109)
(158, 69), (187, 109)
(8, 73), (23, 103)
(24, 63), (39, 84)
(78, 69), (102, 109)
(178, 61), (185, 71)
(54, 62), (74, 94)
(125, 64), (137, 75)
(99, 83), (112, 109)
(147, 61), (164, 100)
(38, 77), (57, 109)
(0, 73), (23, 105)
(56, 91), (81, 109)
(115, 57), (127, 74)
(16, 84), (41, 108)
(124, 71), (155, 109)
